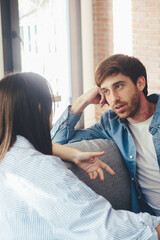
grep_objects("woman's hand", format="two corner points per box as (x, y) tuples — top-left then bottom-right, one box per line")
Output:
(74, 151), (115, 181)
(52, 142), (115, 181)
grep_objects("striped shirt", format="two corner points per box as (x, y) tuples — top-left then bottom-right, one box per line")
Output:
(0, 135), (160, 240)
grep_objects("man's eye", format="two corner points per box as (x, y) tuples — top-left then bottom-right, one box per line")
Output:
(115, 84), (122, 89)
(104, 90), (109, 95)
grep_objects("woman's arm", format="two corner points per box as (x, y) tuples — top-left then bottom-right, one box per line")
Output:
(156, 224), (160, 239)
(52, 142), (115, 181)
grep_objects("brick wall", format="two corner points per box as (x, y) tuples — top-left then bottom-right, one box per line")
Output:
(92, 0), (160, 121)
(132, 0), (160, 94)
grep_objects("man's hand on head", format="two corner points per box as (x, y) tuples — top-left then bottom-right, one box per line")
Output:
(70, 86), (106, 114)
(84, 86), (104, 105)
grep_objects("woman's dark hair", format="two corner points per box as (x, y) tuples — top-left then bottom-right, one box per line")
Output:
(95, 54), (148, 97)
(0, 72), (53, 160)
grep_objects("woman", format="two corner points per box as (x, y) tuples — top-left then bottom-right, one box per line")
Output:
(0, 72), (159, 239)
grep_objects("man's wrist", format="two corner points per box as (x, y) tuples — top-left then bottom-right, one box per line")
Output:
(70, 94), (89, 114)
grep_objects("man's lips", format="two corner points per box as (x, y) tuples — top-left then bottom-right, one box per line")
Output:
(114, 104), (126, 113)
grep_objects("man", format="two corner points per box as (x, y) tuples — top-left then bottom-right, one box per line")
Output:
(51, 54), (160, 217)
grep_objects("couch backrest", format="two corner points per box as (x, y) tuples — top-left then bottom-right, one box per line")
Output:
(64, 139), (131, 211)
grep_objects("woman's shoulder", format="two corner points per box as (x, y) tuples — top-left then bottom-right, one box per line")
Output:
(1, 136), (67, 185)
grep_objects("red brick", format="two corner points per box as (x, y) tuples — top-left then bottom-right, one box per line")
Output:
(148, 1), (160, 6)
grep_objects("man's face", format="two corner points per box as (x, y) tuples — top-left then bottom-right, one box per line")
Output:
(100, 73), (142, 119)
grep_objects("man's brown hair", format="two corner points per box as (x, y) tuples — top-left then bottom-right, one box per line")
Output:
(95, 54), (148, 97)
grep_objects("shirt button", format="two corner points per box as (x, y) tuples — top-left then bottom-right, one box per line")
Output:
(131, 178), (134, 181)
(130, 155), (134, 159)
(138, 196), (141, 199)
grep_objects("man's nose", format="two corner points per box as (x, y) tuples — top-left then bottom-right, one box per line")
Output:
(110, 90), (120, 103)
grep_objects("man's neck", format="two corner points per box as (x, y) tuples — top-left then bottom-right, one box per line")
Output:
(127, 96), (156, 124)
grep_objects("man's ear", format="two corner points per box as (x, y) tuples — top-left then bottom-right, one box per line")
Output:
(136, 76), (146, 91)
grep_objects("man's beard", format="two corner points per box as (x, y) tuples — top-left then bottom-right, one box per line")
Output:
(111, 89), (141, 119)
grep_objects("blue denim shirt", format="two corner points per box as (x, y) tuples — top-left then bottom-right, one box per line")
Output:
(51, 94), (160, 215)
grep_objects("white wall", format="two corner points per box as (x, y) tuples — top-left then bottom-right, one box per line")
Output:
(81, 0), (96, 127)
(69, 0), (83, 103)
(69, 0), (96, 128)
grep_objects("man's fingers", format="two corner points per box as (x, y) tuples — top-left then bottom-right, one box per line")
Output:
(99, 91), (106, 107)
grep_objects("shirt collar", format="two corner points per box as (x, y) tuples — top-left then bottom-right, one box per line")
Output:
(118, 94), (160, 126)
(14, 135), (35, 150)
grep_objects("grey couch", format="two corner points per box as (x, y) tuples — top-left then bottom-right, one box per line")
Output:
(64, 139), (131, 211)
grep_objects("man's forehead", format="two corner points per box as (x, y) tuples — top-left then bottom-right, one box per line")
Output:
(100, 73), (131, 88)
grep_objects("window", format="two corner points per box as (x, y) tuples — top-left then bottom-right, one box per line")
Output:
(18, 0), (71, 122)
(113, 0), (132, 55)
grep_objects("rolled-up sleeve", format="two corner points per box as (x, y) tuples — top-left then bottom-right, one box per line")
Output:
(51, 106), (82, 144)
(51, 106), (110, 144)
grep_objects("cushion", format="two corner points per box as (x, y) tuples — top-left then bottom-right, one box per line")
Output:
(64, 139), (131, 210)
